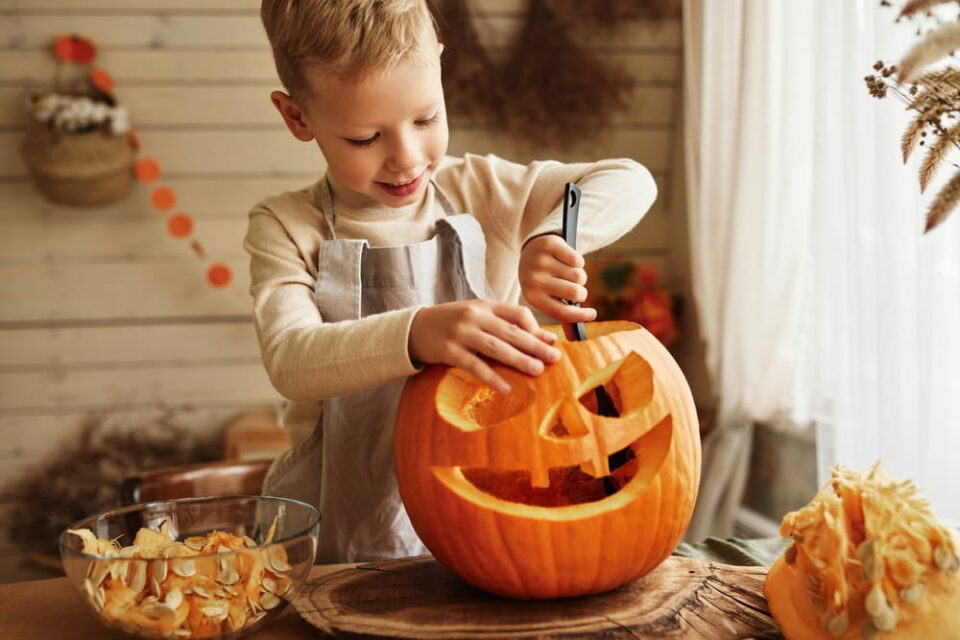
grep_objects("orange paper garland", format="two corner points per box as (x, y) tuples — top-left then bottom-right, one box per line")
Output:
(48, 34), (235, 290)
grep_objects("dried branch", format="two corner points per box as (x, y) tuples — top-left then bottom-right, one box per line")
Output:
(925, 167), (960, 230)
(898, 20), (960, 82)
(901, 114), (929, 162)
(918, 120), (960, 190)
(899, 0), (959, 19)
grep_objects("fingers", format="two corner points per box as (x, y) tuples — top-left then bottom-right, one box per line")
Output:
(409, 301), (565, 394)
(471, 303), (561, 372)
(450, 347), (513, 394)
(525, 290), (597, 324)
(534, 234), (585, 268)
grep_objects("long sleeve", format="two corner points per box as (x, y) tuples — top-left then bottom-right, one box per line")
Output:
(435, 153), (658, 301)
(244, 201), (421, 402)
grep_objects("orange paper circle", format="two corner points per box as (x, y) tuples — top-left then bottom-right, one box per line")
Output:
(150, 187), (176, 211)
(167, 214), (194, 238)
(134, 158), (162, 182)
(206, 263), (232, 288)
(89, 67), (114, 94)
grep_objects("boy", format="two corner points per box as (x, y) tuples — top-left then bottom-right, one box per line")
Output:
(247, 0), (657, 563)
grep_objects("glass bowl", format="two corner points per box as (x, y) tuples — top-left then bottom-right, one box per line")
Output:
(60, 495), (320, 640)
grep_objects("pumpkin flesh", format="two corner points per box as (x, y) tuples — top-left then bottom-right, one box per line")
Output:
(764, 464), (960, 639)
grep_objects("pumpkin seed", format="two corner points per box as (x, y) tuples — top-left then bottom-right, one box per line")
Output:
(865, 583), (888, 617)
(260, 592), (281, 610)
(192, 585), (211, 599)
(150, 576), (161, 598)
(171, 558), (196, 577)
(141, 602), (176, 622)
(155, 559), (168, 583)
(934, 545), (959, 572)
(201, 600), (230, 621)
(872, 607), (897, 632)
(857, 539), (875, 562)
(184, 537), (206, 551)
(243, 535), (257, 548)
(87, 560), (109, 587)
(265, 545), (291, 572)
(899, 583), (923, 603)
(822, 610), (849, 636)
(164, 587), (183, 610)
(129, 561), (147, 592)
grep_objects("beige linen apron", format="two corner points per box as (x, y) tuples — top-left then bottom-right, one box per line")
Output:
(264, 179), (491, 563)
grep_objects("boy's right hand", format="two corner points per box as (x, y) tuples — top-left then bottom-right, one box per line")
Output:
(409, 300), (561, 394)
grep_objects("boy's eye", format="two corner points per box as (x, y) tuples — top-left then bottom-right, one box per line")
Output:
(346, 133), (379, 146)
(415, 113), (440, 126)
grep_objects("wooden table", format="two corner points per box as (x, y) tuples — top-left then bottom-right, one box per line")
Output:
(0, 556), (783, 639)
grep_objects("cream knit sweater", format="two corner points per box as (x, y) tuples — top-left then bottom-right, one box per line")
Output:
(243, 153), (657, 446)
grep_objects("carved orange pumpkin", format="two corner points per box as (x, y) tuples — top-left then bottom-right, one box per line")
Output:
(393, 321), (701, 599)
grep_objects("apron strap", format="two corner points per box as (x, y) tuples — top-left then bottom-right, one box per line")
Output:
(317, 178), (338, 239)
(436, 215), (492, 300)
(315, 238), (367, 321)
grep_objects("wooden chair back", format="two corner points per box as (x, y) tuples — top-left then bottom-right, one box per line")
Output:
(120, 458), (273, 505)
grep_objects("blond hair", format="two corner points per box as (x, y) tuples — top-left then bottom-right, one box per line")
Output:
(261, 0), (439, 96)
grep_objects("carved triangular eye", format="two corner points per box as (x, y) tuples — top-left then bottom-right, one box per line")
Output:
(576, 350), (654, 416)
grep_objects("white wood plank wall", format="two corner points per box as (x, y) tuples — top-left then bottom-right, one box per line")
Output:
(0, 0), (684, 580)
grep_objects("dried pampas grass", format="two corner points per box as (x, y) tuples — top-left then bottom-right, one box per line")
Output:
(3, 410), (219, 559)
(868, 1), (960, 231)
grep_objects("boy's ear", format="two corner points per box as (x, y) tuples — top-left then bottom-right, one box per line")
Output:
(270, 90), (314, 142)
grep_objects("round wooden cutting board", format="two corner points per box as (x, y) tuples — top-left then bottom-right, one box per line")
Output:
(294, 555), (783, 639)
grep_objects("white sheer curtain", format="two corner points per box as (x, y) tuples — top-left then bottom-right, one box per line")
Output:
(684, 0), (960, 537)
(807, 3), (960, 528)
(682, 0), (814, 539)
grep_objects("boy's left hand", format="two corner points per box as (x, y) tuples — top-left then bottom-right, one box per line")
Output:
(518, 234), (597, 324)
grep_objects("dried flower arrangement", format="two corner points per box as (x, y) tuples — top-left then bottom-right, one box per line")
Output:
(584, 257), (680, 347)
(433, 0), (676, 148)
(21, 34), (136, 206)
(2, 410), (219, 563)
(20, 33), (234, 288)
(866, 0), (960, 231)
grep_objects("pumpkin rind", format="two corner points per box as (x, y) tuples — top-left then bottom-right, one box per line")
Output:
(393, 321), (701, 599)
(764, 464), (960, 640)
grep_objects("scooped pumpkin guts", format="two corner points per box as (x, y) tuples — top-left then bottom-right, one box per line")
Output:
(393, 321), (701, 599)
(764, 464), (960, 640)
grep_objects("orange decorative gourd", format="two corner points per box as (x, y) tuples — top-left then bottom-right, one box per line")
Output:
(393, 321), (701, 599)
(764, 464), (960, 640)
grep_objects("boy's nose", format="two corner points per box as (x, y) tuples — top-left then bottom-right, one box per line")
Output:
(386, 135), (422, 173)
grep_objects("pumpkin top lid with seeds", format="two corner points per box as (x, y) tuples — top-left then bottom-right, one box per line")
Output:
(764, 464), (960, 640)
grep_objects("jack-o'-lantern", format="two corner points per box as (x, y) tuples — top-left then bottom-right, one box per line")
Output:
(393, 321), (701, 599)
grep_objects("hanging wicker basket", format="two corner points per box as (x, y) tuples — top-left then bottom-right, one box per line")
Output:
(20, 120), (135, 207)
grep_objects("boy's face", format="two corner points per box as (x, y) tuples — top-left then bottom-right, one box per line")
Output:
(272, 47), (448, 208)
